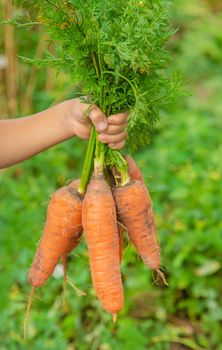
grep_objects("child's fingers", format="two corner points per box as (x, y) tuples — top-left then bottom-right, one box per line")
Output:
(101, 123), (127, 135)
(88, 106), (108, 131)
(109, 140), (126, 150)
(98, 131), (128, 144)
(107, 112), (128, 125)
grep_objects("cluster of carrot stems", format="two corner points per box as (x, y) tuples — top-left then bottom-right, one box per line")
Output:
(78, 124), (128, 195)
(78, 103), (130, 194)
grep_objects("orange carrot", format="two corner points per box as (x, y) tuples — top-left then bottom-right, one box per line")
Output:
(61, 180), (83, 277)
(125, 155), (145, 183)
(125, 156), (163, 267)
(113, 180), (160, 271)
(24, 181), (83, 338)
(82, 175), (124, 317)
(28, 180), (82, 288)
(125, 155), (155, 209)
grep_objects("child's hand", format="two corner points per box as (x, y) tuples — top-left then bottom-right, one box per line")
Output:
(68, 98), (128, 150)
(0, 98), (128, 168)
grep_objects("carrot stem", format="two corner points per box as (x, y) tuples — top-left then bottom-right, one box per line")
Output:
(78, 126), (96, 194)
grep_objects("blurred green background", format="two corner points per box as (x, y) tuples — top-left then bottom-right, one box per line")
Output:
(1, 1), (222, 349)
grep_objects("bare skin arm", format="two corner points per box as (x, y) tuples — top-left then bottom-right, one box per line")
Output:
(0, 98), (128, 169)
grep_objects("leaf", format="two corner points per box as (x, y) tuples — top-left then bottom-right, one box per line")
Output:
(16, 0), (182, 149)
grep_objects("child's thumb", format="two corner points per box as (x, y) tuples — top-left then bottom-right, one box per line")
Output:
(88, 106), (108, 132)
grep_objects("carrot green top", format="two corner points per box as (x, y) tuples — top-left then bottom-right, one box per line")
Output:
(14, 0), (182, 191)
(15, 0), (182, 151)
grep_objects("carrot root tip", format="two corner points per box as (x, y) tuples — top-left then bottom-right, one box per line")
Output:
(62, 254), (68, 302)
(67, 277), (86, 297)
(154, 269), (168, 286)
(112, 313), (118, 323)
(24, 286), (35, 339)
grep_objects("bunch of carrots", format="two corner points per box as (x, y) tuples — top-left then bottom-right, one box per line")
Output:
(25, 149), (166, 336)
(15, 0), (178, 338)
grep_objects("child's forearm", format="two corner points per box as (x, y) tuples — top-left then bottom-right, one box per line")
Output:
(0, 97), (128, 169)
(0, 101), (73, 168)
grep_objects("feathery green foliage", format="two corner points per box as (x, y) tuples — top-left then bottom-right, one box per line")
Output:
(16, 0), (181, 151)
